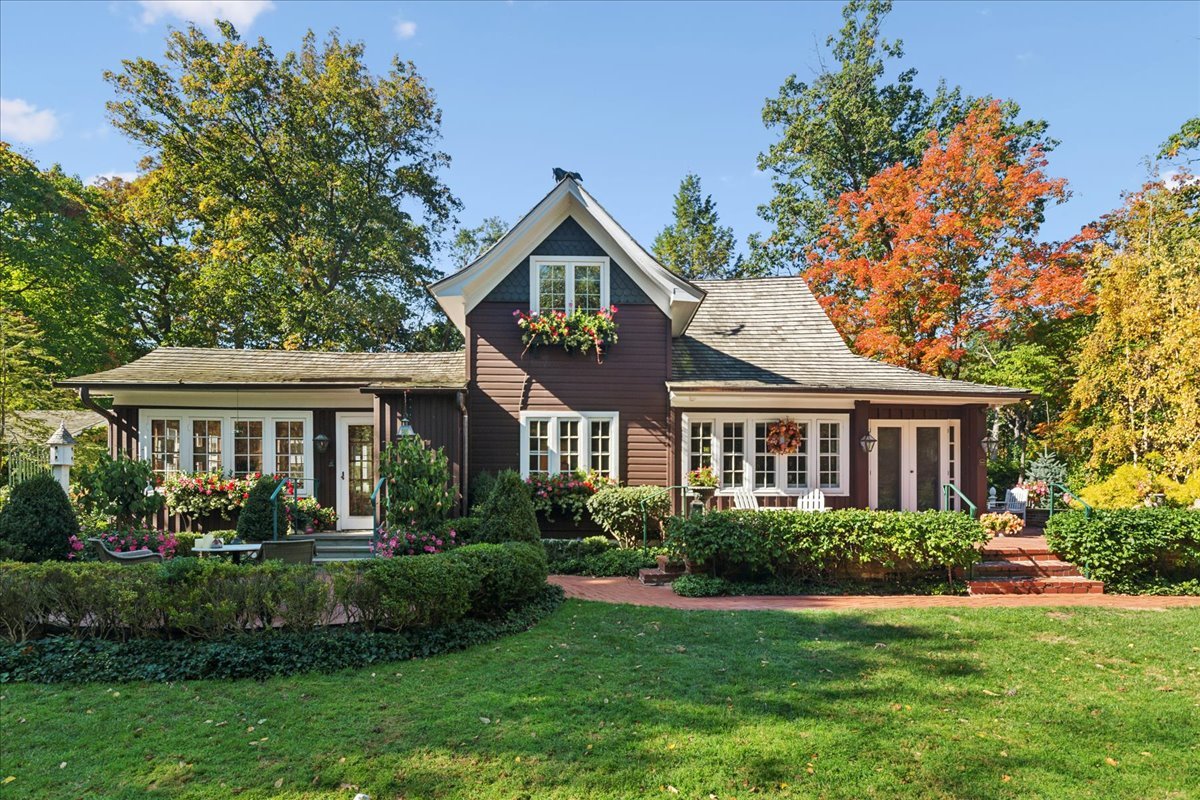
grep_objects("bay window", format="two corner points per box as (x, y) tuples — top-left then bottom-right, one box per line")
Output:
(530, 257), (610, 315)
(686, 414), (849, 495)
(520, 412), (619, 479)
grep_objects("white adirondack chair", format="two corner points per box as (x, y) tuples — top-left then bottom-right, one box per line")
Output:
(732, 487), (760, 510)
(795, 488), (827, 512)
(1004, 487), (1028, 522)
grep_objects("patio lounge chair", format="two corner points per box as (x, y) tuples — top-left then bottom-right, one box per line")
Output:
(1004, 487), (1028, 523)
(257, 539), (315, 564)
(795, 488), (827, 512)
(87, 537), (164, 564)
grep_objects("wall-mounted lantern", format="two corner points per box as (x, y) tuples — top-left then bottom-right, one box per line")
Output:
(313, 433), (330, 454)
(859, 433), (877, 454)
(981, 435), (1000, 459)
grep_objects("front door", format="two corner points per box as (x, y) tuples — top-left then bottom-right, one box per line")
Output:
(336, 413), (376, 530)
(869, 421), (959, 511)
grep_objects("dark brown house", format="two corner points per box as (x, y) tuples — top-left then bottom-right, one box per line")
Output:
(62, 174), (1024, 531)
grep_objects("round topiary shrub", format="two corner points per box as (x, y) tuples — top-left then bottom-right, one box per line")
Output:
(236, 476), (281, 542)
(473, 470), (540, 544)
(0, 474), (80, 561)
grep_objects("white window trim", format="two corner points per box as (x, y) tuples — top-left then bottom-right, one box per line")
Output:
(529, 256), (611, 314)
(519, 410), (620, 479)
(867, 419), (961, 511)
(681, 412), (851, 496)
(137, 409), (315, 495)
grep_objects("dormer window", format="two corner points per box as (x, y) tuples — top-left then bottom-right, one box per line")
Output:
(530, 256), (609, 314)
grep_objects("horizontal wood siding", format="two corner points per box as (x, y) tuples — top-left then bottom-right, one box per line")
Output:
(468, 302), (671, 486)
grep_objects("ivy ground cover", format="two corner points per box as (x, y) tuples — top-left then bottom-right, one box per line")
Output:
(3, 602), (1197, 799)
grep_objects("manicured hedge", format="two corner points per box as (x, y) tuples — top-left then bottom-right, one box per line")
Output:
(542, 536), (663, 577)
(665, 509), (987, 581)
(1044, 509), (1200, 589)
(0, 585), (563, 683)
(0, 544), (549, 643)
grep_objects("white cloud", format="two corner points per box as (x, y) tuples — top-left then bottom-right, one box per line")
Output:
(1015, 51), (1035, 63)
(137, 0), (275, 29)
(0, 98), (61, 144)
(84, 171), (140, 186)
(394, 17), (417, 39)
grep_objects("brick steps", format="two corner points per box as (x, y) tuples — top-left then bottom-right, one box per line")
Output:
(639, 556), (685, 586)
(970, 535), (1102, 595)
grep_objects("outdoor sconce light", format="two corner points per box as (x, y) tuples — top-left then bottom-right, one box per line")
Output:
(313, 433), (330, 454)
(859, 433), (877, 453)
(397, 417), (416, 438)
(981, 435), (1000, 459)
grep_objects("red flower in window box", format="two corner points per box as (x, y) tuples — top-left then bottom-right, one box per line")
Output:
(514, 306), (619, 362)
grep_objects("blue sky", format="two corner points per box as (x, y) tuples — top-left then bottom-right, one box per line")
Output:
(2, 0), (1198, 271)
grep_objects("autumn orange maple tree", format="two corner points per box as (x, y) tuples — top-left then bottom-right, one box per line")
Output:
(805, 101), (1094, 378)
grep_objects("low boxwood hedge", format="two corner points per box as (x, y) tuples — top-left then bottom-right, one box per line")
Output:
(1044, 508), (1200, 590)
(0, 584), (563, 683)
(542, 536), (663, 577)
(665, 509), (987, 582)
(0, 544), (550, 644)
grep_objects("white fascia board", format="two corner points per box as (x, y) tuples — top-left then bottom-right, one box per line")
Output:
(669, 390), (1022, 409)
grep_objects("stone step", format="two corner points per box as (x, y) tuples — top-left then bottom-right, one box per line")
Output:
(974, 559), (1082, 578)
(638, 568), (676, 586)
(968, 576), (1104, 595)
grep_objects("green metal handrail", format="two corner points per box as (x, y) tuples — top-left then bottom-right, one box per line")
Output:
(941, 483), (978, 518)
(1048, 482), (1092, 520)
(369, 476), (388, 554)
(270, 477), (319, 541)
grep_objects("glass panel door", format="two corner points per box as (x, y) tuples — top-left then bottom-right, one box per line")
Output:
(347, 424), (375, 518)
(915, 426), (942, 511)
(875, 426), (903, 511)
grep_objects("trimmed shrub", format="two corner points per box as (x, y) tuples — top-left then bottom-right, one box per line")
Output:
(543, 536), (613, 570)
(0, 474), (80, 562)
(671, 574), (729, 597)
(665, 509), (987, 582)
(236, 476), (280, 542)
(1044, 509), (1200, 588)
(586, 485), (672, 549)
(452, 542), (548, 616)
(541, 536), (661, 576)
(473, 470), (540, 544)
(469, 471), (499, 513)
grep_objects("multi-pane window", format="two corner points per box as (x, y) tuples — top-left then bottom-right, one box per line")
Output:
(274, 420), (305, 480)
(574, 264), (602, 313)
(689, 422), (713, 471)
(150, 419), (180, 476)
(819, 422), (841, 489)
(721, 422), (745, 489)
(590, 419), (613, 478)
(233, 420), (263, 476)
(532, 258), (608, 315)
(947, 425), (957, 510)
(754, 423), (777, 489)
(558, 419), (580, 473)
(527, 419), (551, 476)
(191, 420), (222, 472)
(785, 421), (810, 489)
(522, 413), (618, 479)
(537, 263), (567, 313)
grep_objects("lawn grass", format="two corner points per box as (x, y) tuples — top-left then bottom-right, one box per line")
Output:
(2, 601), (1198, 799)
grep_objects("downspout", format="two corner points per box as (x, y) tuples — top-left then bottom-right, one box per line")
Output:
(457, 389), (469, 515)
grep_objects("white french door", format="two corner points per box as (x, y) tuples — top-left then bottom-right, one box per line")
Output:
(868, 420), (959, 511)
(335, 413), (376, 531)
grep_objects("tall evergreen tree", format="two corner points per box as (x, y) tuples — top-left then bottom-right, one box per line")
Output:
(652, 174), (746, 279)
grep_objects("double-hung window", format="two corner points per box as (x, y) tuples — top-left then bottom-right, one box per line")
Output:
(530, 257), (610, 315)
(686, 415), (848, 495)
(521, 412), (618, 479)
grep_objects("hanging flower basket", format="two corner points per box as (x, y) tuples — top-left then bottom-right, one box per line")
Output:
(514, 306), (619, 362)
(765, 418), (804, 454)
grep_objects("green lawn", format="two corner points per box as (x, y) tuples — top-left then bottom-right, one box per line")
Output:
(2, 601), (1198, 800)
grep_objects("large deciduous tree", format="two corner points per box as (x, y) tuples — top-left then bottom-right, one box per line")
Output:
(754, 0), (1051, 272)
(804, 102), (1092, 379)
(1070, 175), (1200, 480)
(104, 22), (459, 351)
(652, 174), (748, 279)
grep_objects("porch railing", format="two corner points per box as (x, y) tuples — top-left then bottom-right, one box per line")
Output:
(941, 483), (978, 518)
(270, 477), (320, 541)
(1048, 482), (1092, 520)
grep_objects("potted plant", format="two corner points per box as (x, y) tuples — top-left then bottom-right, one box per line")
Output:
(686, 465), (718, 511)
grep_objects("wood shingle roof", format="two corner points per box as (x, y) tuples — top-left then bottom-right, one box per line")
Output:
(671, 277), (1027, 398)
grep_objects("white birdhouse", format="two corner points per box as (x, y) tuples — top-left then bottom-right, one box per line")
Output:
(47, 422), (76, 467)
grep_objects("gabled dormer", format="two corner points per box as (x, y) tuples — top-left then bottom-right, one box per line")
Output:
(430, 174), (705, 337)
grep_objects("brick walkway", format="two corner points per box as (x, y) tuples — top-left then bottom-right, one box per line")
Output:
(550, 575), (1200, 611)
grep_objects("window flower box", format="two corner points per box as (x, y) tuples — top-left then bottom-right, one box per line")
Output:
(514, 306), (619, 362)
